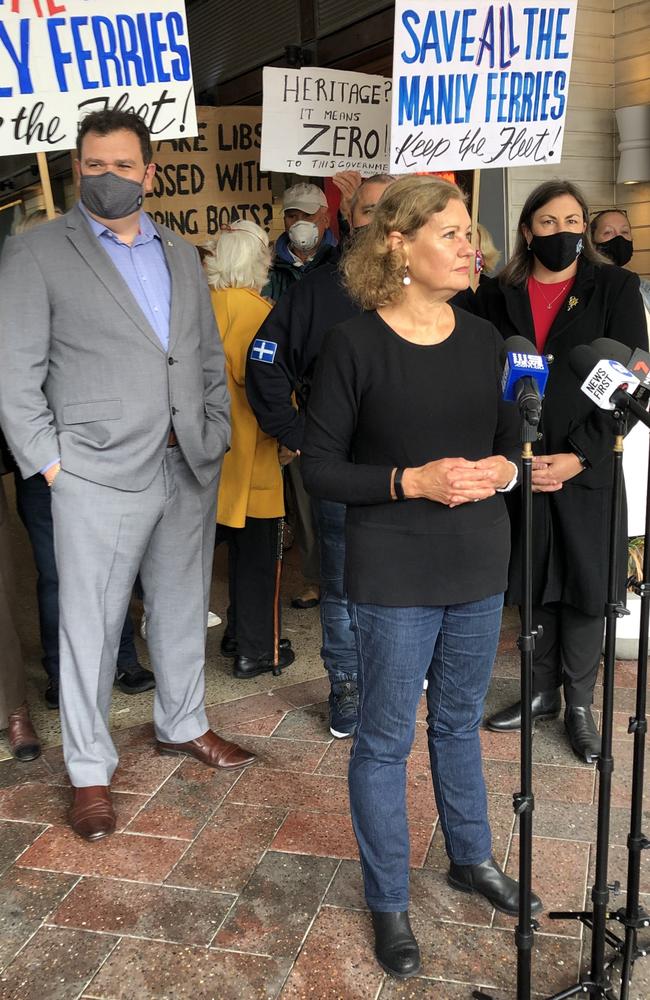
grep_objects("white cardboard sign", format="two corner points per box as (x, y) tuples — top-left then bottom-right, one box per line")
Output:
(391, 0), (577, 173)
(0, 1), (197, 156)
(261, 65), (392, 176)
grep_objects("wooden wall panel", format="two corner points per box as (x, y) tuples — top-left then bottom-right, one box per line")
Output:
(505, 0), (617, 253)
(615, 0), (650, 278)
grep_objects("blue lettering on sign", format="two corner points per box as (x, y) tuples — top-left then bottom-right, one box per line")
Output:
(37, 11), (192, 95)
(398, 73), (478, 126)
(399, 7), (477, 64)
(0, 18), (33, 96)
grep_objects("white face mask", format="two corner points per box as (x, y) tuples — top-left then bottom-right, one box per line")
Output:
(288, 220), (320, 253)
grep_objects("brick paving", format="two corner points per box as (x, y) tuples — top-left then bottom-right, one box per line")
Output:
(0, 632), (649, 999)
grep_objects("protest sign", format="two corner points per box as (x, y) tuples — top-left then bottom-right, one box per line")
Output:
(0, 1), (196, 156)
(391, 1), (577, 172)
(261, 66), (392, 176)
(145, 106), (274, 245)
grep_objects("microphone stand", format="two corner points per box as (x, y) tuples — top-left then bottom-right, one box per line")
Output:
(474, 391), (542, 1000)
(616, 427), (650, 999)
(545, 406), (630, 999)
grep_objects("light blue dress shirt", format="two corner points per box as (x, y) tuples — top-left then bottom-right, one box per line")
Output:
(41, 204), (173, 473)
(79, 202), (172, 350)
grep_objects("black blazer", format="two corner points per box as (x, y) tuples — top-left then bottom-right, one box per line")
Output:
(475, 260), (647, 615)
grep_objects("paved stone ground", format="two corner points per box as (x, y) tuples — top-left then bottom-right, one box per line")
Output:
(1, 478), (649, 999)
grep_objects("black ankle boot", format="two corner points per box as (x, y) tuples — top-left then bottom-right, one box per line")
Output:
(448, 857), (543, 916)
(564, 706), (600, 763)
(485, 690), (561, 732)
(371, 910), (421, 979)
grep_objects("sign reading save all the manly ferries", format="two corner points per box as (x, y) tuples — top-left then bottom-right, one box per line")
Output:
(391, 0), (578, 173)
(0, 1), (197, 156)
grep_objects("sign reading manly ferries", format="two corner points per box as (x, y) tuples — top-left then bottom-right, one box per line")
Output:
(391, 1), (577, 173)
(261, 66), (392, 176)
(0, 0), (196, 156)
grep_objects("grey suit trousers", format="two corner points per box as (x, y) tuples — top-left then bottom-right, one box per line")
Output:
(0, 476), (26, 729)
(51, 447), (218, 787)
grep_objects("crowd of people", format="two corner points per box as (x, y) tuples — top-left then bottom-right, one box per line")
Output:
(0, 108), (647, 981)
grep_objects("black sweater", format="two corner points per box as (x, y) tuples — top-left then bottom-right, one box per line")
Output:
(301, 309), (521, 606)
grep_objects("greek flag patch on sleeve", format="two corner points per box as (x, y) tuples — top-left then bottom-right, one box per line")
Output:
(250, 339), (278, 364)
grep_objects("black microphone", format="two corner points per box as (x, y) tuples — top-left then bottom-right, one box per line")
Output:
(501, 335), (549, 425)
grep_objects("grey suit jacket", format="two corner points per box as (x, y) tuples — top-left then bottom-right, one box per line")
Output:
(0, 204), (229, 489)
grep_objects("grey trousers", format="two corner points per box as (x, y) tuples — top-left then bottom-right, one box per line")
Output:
(51, 447), (219, 787)
(0, 475), (26, 730)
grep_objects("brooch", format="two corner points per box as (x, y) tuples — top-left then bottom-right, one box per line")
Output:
(567, 296), (579, 311)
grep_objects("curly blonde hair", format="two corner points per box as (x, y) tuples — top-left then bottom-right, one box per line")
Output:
(342, 175), (466, 310)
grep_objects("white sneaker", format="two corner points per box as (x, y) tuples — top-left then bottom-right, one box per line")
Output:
(141, 611), (221, 639)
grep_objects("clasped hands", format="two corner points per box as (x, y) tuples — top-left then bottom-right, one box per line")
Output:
(403, 456), (514, 508)
(530, 452), (583, 493)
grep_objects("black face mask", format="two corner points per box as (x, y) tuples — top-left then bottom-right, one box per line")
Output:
(596, 235), (633, 267)
(529, 231), (584, 272)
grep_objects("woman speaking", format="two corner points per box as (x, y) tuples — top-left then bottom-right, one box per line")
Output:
(301, 176), (540, 980)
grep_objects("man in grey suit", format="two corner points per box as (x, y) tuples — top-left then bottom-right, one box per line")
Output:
(0, 110), (255, 841)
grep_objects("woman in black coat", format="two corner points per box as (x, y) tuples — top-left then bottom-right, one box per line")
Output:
(478, 180), (646, 762)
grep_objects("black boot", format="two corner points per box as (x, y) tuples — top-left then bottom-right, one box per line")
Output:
(233, 644), (295, 679)
(371, 911), (421, 980)
(564, 706), (600, 763)
(485, 690), (561, 732)
(448, 857), (543, 916)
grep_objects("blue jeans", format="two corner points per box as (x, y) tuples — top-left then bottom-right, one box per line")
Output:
(14, 472), (139, 679)
(315, 499), (357, 685)
(349, 594), (503, 911)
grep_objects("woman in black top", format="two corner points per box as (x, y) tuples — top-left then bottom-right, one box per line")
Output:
(301, 176), (540, 980)
(478, 181), (646, 763)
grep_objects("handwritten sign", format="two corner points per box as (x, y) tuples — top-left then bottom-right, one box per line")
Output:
(0, 1), (196, 156)
(145, 106), (275, 245)
(261, 66), (392, 177)
(391, 1), (577, 172)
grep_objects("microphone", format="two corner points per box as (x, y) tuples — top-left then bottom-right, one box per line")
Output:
(590, 338), (650, 404)
(501, 335), (549, 424)
(569, 343), (650, 429)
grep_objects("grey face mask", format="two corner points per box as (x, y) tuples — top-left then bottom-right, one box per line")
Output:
(80, 171), (145, 220)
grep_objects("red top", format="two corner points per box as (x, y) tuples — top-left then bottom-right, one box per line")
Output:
(527, 275), (576, 353)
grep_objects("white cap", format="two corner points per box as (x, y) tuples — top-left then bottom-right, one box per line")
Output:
(282, 183), (328, 215)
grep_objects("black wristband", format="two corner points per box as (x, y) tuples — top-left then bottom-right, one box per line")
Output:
(573, 447), (590, 470)
(394, 468), (406, 501)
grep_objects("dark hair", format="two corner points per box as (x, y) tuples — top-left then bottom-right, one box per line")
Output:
(499, 179), (607, 287)
(76, 110), (153, 165)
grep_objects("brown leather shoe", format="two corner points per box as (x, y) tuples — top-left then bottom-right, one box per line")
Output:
(8, 703), (41, 762)
(69, 786), (116, 841)
(157, 729), (256, 770)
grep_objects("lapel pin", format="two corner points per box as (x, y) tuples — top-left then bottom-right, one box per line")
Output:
(166, 240), (173, 247)
(568, 296), (579, 311)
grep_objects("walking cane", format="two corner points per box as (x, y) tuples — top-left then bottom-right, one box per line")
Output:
(272, 467), (285, 676)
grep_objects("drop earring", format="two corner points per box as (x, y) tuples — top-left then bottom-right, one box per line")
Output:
(403, 265), (411, 285)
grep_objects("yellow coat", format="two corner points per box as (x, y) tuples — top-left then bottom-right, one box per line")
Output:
(213, 287), (284, 527)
